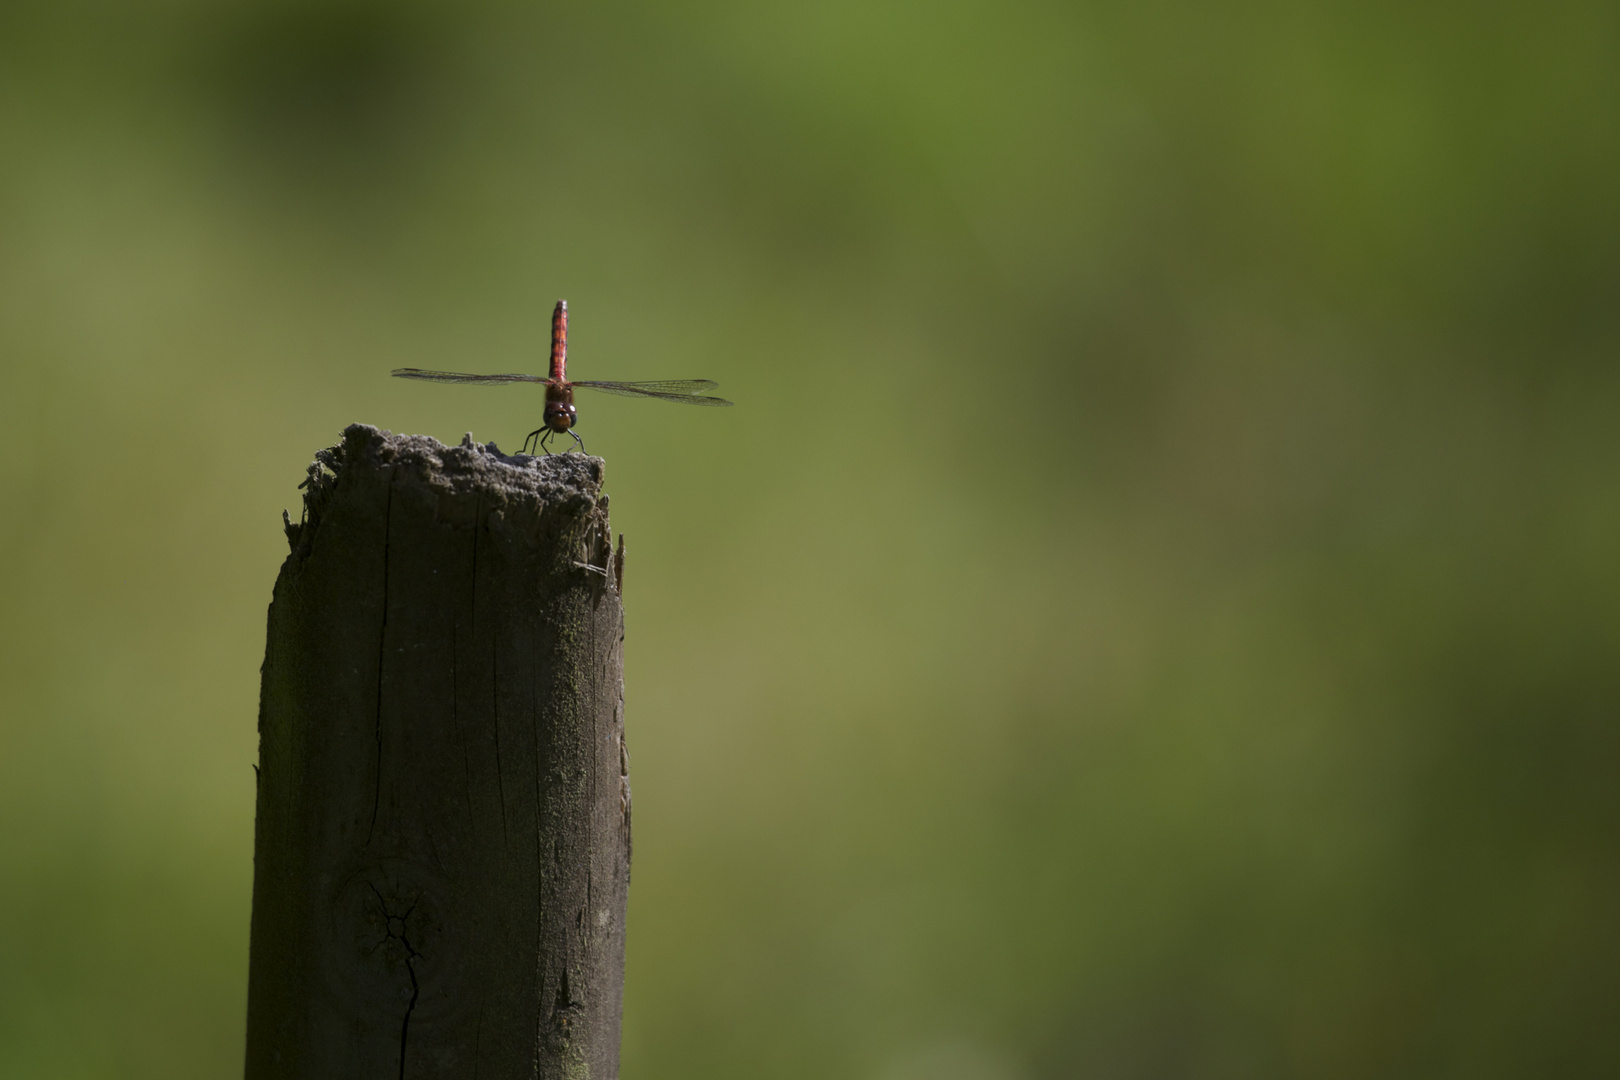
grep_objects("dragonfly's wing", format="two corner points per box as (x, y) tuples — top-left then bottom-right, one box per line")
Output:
(570, 379), (733, 406)
(392, 368), (551, 385)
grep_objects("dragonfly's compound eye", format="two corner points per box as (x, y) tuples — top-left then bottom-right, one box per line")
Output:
(545, 401), (577, 430)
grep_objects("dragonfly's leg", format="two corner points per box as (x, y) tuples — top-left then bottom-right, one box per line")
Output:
(523, 428), (544, 455)
(567, 429), (587, 454)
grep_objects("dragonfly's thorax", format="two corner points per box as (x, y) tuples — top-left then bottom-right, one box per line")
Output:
(543, 385), (577, 431)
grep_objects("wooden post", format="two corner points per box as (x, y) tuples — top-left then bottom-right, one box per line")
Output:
(244, 424), (630, 1079)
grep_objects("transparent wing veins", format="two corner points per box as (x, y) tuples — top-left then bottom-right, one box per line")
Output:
(392, 368), (551, 385)
(570, 379), (733, 406)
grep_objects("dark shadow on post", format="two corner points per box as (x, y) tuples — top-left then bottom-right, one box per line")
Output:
(244, 424), (630, 1079)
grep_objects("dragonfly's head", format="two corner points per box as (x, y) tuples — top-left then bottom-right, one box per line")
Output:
(544, 399), (577, 432)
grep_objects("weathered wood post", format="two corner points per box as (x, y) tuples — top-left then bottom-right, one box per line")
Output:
(244, 424), (630, 1079)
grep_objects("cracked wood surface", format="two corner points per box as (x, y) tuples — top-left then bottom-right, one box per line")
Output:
(245, 424), (630, 1080)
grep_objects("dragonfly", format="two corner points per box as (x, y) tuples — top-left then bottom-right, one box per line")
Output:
(392, 300), (732, 454)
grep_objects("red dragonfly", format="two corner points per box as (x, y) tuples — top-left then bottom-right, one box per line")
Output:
(392, 300), (732, 454)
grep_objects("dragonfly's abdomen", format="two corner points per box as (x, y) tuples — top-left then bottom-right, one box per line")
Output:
(550, 299), (568, 383)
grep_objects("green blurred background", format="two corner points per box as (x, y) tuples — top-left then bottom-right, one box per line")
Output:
(3, 0), (1619, 1076)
